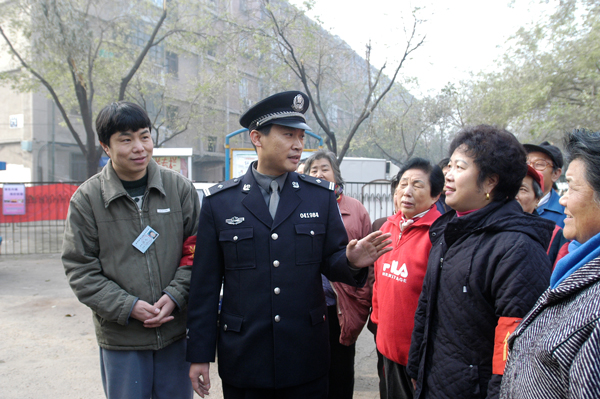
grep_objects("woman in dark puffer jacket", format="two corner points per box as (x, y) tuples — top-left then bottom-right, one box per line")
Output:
(406, 125), (555, 399)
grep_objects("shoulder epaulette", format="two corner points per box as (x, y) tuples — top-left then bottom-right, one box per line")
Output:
(204, 177), (242, 197)
(297, 174), (335, 191)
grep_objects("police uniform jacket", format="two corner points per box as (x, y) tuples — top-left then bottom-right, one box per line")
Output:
(186, 167), (366, 389)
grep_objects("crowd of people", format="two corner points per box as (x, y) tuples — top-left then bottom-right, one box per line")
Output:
(61, 90), (600, 399)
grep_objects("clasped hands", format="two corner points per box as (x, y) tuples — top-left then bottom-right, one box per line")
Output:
(131, 294), (176, 328)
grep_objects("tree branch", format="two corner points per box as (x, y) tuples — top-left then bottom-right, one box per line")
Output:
(0, 24), (87, 155)
(118, 7), (168, 100)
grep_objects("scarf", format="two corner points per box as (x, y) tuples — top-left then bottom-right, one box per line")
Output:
(550, 231), (600, 289)
(399, 206), (432, 239)
(335, 184), (344, 203)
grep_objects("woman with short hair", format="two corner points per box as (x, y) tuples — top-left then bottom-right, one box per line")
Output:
(501, 129), (600, 399)
(371, 158), (444, 399)
(516, 165), (570, 267)
(406, 125), (555, 399)
(305, 150), (373, 399)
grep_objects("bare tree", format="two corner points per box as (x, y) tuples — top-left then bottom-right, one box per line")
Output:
(0, 0), (210, 178)
(258, 0), (425, 163)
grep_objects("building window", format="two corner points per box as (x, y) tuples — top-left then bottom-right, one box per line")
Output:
(207, 41), (217, 58)
(239, 77), (248, 99)
(207, 136), (217, 152)
(166, 105), (179, 128)
(327, 104), (339, 124)
(166, 51), (178, 78)
(239, 36), (250, 58)
(70, 152), (87, 182)
(131, 25), (164, 65)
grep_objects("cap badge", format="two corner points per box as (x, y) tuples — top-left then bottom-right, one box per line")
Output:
(291, 94), (304, 112)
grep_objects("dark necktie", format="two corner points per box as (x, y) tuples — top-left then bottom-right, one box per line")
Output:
(269, 180), (279, 219)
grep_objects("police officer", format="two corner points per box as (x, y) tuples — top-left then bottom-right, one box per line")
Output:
(186, 91), (392, 399)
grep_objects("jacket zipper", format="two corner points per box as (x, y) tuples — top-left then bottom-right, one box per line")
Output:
(133, 192), (163, 347)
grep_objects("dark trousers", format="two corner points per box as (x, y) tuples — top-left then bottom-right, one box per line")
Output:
(222, 374), (328, 399)
(382, 355), (414, 399)
(327, 305), (356, 399)
(368, 320), (386, 399)
(99, 338), (192, 399)
(376, 345), (386, 399)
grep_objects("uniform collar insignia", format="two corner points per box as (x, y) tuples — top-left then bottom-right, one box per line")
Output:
(243, 184), (251, 191)
(226, 216), (245, 225)
(292, 181), (299, 189)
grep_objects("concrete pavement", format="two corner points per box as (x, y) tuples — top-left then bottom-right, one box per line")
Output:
(0, 254), (380, 399)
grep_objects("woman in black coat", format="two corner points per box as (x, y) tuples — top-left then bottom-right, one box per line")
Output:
(406, 125), (555, 399)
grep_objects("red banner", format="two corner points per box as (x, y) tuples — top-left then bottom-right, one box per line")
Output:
(0, 183), (79, 223)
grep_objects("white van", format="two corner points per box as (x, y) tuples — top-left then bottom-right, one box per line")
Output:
(193, 182), (217, 206)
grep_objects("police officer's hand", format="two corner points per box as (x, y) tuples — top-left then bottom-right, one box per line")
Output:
(143, 294), (176, 328)
(190, 362), (211, 397)
(346, 230), (392, 268)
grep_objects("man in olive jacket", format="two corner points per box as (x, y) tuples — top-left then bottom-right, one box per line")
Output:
(62, 102), (200, 399)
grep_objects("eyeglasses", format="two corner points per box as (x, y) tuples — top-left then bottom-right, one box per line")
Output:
(528, 159), (553, 171)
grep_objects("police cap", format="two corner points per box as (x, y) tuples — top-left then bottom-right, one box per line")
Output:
(240, 91), (311, 131)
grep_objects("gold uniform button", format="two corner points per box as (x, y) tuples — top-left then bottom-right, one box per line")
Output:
(271, 233), (279, 240)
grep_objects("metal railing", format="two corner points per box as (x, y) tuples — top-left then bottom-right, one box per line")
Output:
(0, 180), (392, 255)
(0, 182), (81, 255)
(344, 180), (393, 223)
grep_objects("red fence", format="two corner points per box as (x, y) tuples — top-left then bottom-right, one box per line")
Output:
(0, 180), (392, 255)
(0, 183), (78, 223)
(0, 183), (80, 254)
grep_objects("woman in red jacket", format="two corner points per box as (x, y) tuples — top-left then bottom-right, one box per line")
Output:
(371, 158), (444, 399)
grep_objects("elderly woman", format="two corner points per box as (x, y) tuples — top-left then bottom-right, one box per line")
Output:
(516, 165), (570, 267)
(371, 158), (444, 399)
(304, 150), (373, 399)
(406, 125), (555, 399)
(501, 129), (600, 399)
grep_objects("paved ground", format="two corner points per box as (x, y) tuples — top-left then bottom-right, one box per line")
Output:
(0, 254), (380, 399)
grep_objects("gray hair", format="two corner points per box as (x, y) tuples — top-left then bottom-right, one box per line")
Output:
(564, 129), (600, 205)
(531, 178), (544, 199)
(304, 150), (344, 186)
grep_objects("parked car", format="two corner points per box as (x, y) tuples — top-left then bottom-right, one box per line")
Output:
(193, 182), (217, 207)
